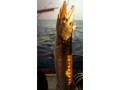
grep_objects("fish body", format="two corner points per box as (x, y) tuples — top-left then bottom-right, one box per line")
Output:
(55, 1), (76, 90)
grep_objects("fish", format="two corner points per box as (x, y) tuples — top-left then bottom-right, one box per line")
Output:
(55, 1), (76, 90)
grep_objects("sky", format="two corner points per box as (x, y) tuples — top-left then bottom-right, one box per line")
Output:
(37, 0), (83, 20)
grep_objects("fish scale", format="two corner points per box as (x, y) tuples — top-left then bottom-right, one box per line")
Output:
(55, 1), (76, 90)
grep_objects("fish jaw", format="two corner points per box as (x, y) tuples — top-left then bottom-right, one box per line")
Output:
(57, 1), (76, 41)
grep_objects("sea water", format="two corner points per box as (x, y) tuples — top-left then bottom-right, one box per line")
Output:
(37, 20), (83, 70)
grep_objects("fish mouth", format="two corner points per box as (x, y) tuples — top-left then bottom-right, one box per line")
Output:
(57, 1), (76, 41)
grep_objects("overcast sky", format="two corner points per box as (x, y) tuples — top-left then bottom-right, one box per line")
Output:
(37, 0), (83, 20)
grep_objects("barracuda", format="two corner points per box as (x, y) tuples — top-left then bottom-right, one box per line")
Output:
(55, 1), (76, 90)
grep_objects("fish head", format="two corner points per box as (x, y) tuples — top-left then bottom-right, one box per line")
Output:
(57, 1), (76, 41)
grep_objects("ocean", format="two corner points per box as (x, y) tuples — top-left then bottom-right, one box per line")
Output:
(37, 20), (83, 71)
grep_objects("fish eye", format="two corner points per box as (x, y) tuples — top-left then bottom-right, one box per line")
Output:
(69, 22), (73, 26)
(63, 17), (68, 24)
(63, 16), (68, 21)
